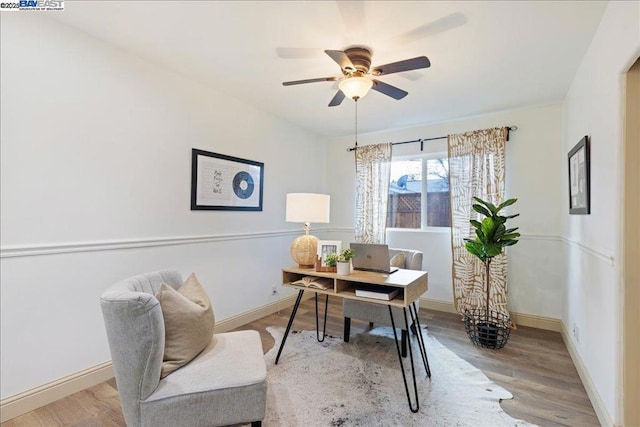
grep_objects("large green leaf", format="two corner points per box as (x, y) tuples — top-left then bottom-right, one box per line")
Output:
(481, 217), (499, 241)
(500, 233), (521, 241)
(473, 197), (498, 215)
(472, 203), (491, 218)
(497, 198), (518, 211)
(465, 241), (487, 261)
(494, 223), (507, 239)
(485, 243), (503, 257)
(495, 216), (508, 224)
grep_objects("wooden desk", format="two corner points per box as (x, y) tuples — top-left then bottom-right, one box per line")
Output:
(276, 267), (431, 413)
(282, 266), (428, 308)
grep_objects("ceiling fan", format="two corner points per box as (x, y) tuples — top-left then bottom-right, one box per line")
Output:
(282, 47), (430, 106)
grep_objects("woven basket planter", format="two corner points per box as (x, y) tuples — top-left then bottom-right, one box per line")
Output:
(463, 308), (511, 349)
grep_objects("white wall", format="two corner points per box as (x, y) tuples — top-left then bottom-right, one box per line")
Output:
(0, 14), (326, 399)
(2, 5), (637, 423)
(326, 104), (565, 317)
(561, 1), (639, 424)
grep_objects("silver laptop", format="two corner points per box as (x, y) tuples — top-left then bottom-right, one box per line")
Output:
(350, 243), (399, 274)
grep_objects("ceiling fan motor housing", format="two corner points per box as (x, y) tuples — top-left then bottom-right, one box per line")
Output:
(344, 47), (372, 74)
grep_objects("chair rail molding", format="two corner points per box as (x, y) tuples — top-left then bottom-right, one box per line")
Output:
(0, 229), (333, 259)
(559, 235), (615, 266)
(328, 228), (614, 265)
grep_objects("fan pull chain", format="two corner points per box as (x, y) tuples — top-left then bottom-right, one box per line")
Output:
(355, 99), (358, 148)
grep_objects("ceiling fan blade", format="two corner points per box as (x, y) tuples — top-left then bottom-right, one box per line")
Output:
(328, 90), (346, 107)
(371, 79), (408, 100)
(372, 56), (430, 76)
(390, 12), (467, 45)
(325, 50), (356, 72)
(283, 77), (338, 86)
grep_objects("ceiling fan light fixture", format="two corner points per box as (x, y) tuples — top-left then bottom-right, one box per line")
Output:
(339, 76), (373, 100)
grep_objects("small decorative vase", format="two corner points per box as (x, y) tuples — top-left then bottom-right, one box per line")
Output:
(336, 262), (351, 275)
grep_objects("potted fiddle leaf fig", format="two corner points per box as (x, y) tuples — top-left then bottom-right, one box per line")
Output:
(463, 197), (520, 349)
(325, 249), (355, 275)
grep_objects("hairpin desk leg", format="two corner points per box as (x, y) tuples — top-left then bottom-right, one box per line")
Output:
(409, 302), (431, 377)
(388, 305), (420, 413)
(275, 289), (304, 365)
(315, 293), (329, 342)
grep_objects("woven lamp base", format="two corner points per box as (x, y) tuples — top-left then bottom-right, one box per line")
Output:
(290, 234), (318, 268)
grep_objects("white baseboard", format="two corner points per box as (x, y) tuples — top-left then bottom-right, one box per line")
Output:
(419, 297), (563, 332)
(0, 293), (305, 423)
(215, 293), (311, 333)
(560, 321), (614, 427)
(420, 297), (458, 314)
(509, 311), (562, 332)
(0, 362), (114, 423)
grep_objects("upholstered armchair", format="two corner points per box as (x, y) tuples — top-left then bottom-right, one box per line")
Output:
(343, 248), (424, 356)
(100, 270), (266, 427)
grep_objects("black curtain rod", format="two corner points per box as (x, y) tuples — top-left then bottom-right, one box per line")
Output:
(346, 125), (518, 152)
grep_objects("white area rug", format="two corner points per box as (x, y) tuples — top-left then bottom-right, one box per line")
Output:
(264, 326), (536, 427)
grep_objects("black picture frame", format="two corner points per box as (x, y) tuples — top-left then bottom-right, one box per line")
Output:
(568, 136), (590, 215)
(191, 149), (264, 211)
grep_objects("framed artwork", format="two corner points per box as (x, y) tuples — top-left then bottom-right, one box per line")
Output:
(568, 136), (590, 215)
(191, 149), (264, 211)
(317, 240), (342, 268)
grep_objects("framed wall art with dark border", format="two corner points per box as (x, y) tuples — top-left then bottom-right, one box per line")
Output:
(568, 135), (590, 214)
(191, 148), (264, 211)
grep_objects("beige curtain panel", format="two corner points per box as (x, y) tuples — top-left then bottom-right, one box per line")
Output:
(355, 143), (392, 244)
(447, 127), (510, 317)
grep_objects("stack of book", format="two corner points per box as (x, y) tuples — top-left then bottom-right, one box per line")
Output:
(354, 284), (400, 301)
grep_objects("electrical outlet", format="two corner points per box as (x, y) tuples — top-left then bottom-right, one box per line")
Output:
(271, 285), (278, 296)
(573, 323), (580, 343)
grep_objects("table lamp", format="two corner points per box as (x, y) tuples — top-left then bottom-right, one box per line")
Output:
(286, 193), (330, 268)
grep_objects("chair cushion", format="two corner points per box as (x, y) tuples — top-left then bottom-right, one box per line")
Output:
(141, 330), (267, 426)
(156, 273), (214, 378)
(390, 252), (405, 268)
(146, 330), (267, 401)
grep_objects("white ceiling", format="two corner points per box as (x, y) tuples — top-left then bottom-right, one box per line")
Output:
(49, 1), (607, 137)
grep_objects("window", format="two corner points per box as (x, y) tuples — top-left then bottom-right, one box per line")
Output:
(387, 156), (451, 228)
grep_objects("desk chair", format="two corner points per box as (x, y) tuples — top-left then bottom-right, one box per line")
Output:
(101, 270), (266, 427)
(343, 249), (423, 357)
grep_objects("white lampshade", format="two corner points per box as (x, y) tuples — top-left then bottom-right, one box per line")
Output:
(286, 193), (330, 224)
(339, 76), (373, 100)
(286, 193), (330, 268)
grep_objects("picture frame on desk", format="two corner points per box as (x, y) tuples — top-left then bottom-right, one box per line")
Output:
(316, 240), (341, 272)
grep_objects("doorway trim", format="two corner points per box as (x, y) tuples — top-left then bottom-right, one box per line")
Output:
(622, 56), (640, 427)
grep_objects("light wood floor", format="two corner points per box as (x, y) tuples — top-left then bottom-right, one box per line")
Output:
(2, 297), (599, 427)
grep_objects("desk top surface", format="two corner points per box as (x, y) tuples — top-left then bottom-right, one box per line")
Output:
(282, 266), (427, 288)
